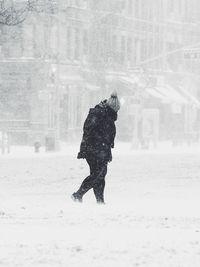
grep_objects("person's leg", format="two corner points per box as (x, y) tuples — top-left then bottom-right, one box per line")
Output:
(93, 161), (107, 203)
(73, 158), (96, 200)
(93, 179), (105, 203)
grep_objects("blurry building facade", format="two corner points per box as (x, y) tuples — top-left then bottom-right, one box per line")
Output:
(0, 0), (200, 147)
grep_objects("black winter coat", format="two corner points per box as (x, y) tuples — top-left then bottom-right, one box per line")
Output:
(77, 100), (117, 162)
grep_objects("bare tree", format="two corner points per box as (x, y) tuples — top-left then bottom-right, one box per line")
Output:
(0, 0), (29, 26)
(0, 0), (56, 26)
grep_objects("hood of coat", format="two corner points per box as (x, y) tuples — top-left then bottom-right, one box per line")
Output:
(95, 100), (118, 122)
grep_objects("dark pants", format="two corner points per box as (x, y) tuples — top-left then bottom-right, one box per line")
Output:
(76, 157), (108, 203)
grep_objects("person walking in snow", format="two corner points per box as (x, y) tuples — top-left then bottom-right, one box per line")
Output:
(72, 92), (120, 204)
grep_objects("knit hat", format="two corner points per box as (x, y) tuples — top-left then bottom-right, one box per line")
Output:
(107, 92), (120, 112)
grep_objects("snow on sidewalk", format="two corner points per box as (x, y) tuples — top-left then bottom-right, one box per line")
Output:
(0, 146), (200, 266)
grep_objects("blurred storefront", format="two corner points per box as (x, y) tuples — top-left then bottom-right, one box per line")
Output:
(1, 0), (200, 150)
(105, 71), (200, 149)
(0, 60), (49, 147)
(144, 75), (200, 147)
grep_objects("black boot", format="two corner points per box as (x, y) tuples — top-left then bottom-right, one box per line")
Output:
(97, 200), (105, 205)
(71, 192), (82, 203)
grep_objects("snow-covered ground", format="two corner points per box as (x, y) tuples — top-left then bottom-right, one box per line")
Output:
(0, 142), (200, 267)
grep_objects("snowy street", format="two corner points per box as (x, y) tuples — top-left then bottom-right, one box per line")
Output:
(1, 0), (200, 266)
(1, 145), (200, 267)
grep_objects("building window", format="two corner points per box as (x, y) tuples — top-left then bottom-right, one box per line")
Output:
(120, 36), (126, 64)
(76, 94), (82, 127)
(140, 39), (146, 61)
(82, 0), (88, 8)
(7, 27), (23, 58)
(83, 30), (88, 56)
(60, 93), (69, 139)
(168, 0), (174, 14)
(135, 38), (140, 64)
(67, 27), (71, 59)
(75, 0), (81, 7)
(127, 37), (132, 63)
(74, 28), (80, 60)
(135, 0), (140, 18)
(112, 34), (118, 62)
(140, 0), (146, 19)
(112, 35), (117, 52)
(128, 0), (133, 16)
(178, 0), (182, 14)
